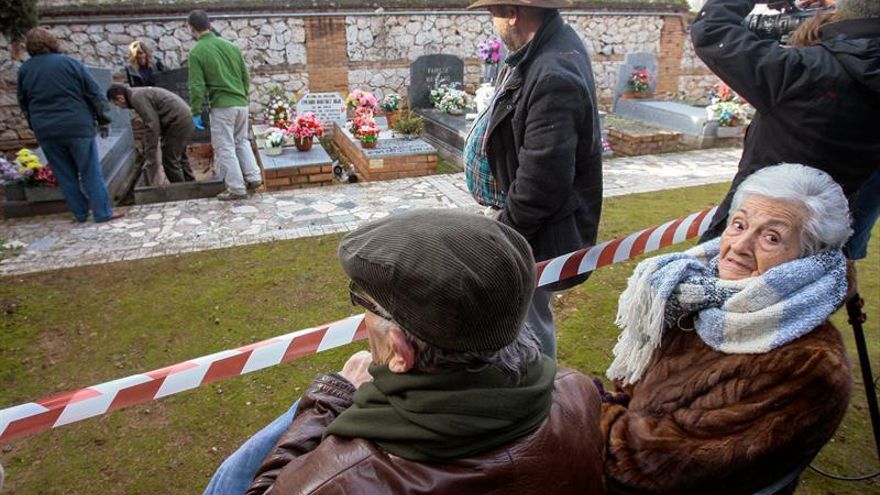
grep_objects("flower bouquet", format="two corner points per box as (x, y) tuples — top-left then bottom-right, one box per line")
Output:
(287, 112), (324, 152)
(346, 89), (378, 111)
(357, 124), (381, 149)
(621, 66), (652, 99)
(349, 106), (376, 136)
(264, 92), (295, 130)
(9, 149), (60, 202)
(264, 129), (286, 156)
(478, 37), (503, 83)
(706, 82), (751, 134)
(431, 84), (472, 115)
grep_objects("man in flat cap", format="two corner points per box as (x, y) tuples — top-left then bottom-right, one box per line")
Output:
(464, 0), (603, 358)
(234, 210), (604, 495)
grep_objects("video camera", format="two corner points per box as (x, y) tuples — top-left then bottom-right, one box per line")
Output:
(743, 0), (835, 44)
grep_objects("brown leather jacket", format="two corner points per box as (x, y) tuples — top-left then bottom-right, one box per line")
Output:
(602, 321), (852, 495)
(247, 369), (606, 495)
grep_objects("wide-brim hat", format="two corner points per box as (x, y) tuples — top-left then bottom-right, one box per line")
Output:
(467, 0), (573, 10)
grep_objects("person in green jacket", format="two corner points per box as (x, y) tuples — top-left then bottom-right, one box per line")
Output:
(187, 9), (262, 200)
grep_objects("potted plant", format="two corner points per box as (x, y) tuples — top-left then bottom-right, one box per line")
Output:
(286, 112), (324, 152)
(14, 148), (61, 202)
(708, 101), (750, 137)
(348, 106), (376, 136)
(379, 94), (402, 127)
(264, 129), (285, 156)
(391, 111), (424, 140)
(621, 66), (653, 99)
(705, 82), (750, 138)
(478, 37), (503, 83)
(358, 124), (380, 149)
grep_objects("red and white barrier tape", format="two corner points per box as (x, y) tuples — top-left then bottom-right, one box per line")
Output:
(0, 206), (717, 443)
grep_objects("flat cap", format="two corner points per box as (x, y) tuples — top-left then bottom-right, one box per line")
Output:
(339, 209), (536, 352)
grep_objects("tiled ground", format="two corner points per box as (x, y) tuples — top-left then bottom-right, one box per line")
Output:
(0, 148), (741, 276)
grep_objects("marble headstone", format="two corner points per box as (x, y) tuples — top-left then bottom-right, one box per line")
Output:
(409, 54), (464, 109)
(296, 92), (347, 130)
(154, 68), (211, 141)
(614, 52), (658, 100)
(87, 66), (139, 199)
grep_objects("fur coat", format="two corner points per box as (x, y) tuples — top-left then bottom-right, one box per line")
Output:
(602, 321), (852, 494)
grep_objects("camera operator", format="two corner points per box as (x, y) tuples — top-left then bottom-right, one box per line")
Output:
(692, 0), (880, 242)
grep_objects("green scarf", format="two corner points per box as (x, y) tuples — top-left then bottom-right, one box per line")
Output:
(325, 356), (556, 463)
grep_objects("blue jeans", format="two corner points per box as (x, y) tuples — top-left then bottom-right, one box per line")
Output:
(39, 137), (113, 222)
(203, 401), (298, 495)
(847, 170), (880, 261)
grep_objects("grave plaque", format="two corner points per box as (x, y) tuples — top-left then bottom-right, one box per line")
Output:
(614, 52), (658, 100)
(154, 68), (211, 142)
(409, 54), (464, 109)
(296, 92), (347, 130)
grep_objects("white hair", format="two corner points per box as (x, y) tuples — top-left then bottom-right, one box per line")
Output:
(731, 163), (852, 256)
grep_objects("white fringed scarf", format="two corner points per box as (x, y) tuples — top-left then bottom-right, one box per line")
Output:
(607, 238), (847, 385)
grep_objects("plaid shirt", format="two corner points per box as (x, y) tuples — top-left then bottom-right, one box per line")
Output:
(464, 104), (506, 208)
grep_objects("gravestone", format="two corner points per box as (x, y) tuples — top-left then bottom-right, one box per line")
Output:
(89, 66), (139, 202)
(154, 68), (211, 142)
(409, 54), (464, 109)
(296, 92), (347, 131)
(613, 52), (658, 101)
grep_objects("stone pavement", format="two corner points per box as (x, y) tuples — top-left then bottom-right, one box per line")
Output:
(0, 148), (741, 276)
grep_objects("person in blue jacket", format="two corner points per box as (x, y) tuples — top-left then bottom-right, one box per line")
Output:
(17, 27), (123, 223)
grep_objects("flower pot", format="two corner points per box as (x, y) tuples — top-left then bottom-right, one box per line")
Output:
(716, 126), (744, 138)
(360, 140), (378, 149)
(620, 91), (653, 100)
(4, 183), (26, 202)
(25, 186), (64, 202)
(294, 136), (314, 152)
(385, 111), (400, 129)
(264, 145), (283, 156)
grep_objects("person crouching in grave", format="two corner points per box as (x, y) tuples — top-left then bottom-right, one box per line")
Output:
(600, 163), (853, 494)
(242, 209), (606, 495)
(107, 84), (196, 184)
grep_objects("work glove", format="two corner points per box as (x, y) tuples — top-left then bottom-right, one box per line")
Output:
(99, 125), (111, 138)
(193, 115), (205, 130)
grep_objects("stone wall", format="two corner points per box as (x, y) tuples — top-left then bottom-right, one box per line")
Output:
(1, 7), (718, 153)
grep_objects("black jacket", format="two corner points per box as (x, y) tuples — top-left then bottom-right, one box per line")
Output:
(487, 11), (603, 289)
(692, 0), (880, 240)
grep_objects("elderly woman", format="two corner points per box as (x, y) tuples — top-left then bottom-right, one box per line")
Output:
(601, 163), (853, 494)
(125, 40), (165, 87)
(17, 28), (122, 223)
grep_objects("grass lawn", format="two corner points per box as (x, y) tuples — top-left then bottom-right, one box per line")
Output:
(1, 182), (877, 494)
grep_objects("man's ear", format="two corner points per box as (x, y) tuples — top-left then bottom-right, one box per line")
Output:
(505, 6), (520, 27)
(387, 327), (415, 374)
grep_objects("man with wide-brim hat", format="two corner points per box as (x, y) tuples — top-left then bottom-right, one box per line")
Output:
(463, 0), (603, 359)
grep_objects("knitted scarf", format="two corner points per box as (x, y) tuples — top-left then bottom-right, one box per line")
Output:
(607, 238), (848, 385)
(325, 357), (556, 463)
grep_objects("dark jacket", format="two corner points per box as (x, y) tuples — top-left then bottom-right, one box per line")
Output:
(692, 0), (880, 240)
(246, 369), (606, 495)
(125, 57), (165, 87)
(17, 53), (112, 141)
(602, 321), (851, 494)
(487, 11), (603, 289)
(126, 86), (194, 169)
